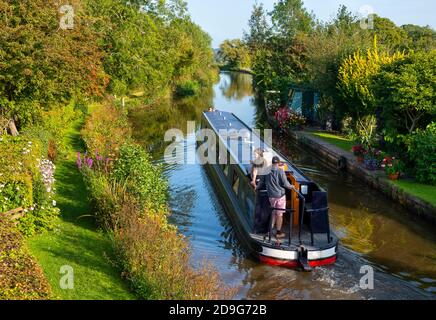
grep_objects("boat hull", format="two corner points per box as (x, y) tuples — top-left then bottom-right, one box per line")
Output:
(258, 244), (338, 268)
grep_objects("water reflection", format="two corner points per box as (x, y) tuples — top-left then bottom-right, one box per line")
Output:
(129, 72), (436, 299)
(220, 72), (254, 100)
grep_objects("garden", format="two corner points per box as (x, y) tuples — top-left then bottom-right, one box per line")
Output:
(241, 1), (435, 205)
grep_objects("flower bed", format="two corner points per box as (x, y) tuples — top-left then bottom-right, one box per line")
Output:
(274, 107), (306, 131)
(0, 216), (51, 300)
(0, 135), (59, 236)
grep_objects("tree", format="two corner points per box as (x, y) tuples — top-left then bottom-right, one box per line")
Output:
(337, 37), (405, 122)
(0, 0), (107, 134)
(253, 33), (310, 99)
(169, 18), (217, 88)
(219, 39), (251, 70)
(371, 15), (409, 51)
(86, 0), (173, 99)
(304, 5), (372, 129)
(248, 0), (314, 96)
(244, 2), (270, 52)
(402, 24), (436, 51)
(373, 51), (436, 138)
(270, 0), (315, 38)
(85, 0), (216, 100)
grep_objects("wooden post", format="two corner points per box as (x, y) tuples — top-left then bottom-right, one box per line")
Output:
(8, 118), (19, 136)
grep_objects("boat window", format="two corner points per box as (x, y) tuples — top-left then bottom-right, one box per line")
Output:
(232, 171), (240, 195)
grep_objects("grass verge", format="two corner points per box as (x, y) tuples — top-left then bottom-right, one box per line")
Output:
(26, 117), (136, 300)
(311, 132), (354, 152)
(391, 179), (436, 207)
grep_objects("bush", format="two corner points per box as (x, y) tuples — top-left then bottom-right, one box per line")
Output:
(0, 135), (59, 236)
(0, 217), (51, 300)
(0, 135), (40, 213)
(111, 197), (233, 300)
(81, 165), (233, 300)
(82, 169), (125, 229)
(82, 103), (132, 159)
(175, 80), (201, 97)
(17, 205), (60, 237)
(79, 103), (232, 300)
(21, 102), (79, 161)
(112, 144), (168, 212)
(408, 123), (436, 185)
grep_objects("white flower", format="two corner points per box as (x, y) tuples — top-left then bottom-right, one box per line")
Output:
(30, 207), (34, 211)
(52, 200), (57, 207)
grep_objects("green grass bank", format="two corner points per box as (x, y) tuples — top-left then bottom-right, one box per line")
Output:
(26, 118), (135, 300)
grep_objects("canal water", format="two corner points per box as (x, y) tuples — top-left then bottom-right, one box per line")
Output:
(130, 72), (436, 300)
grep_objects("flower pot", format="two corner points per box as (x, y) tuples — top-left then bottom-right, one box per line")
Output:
(388, 172), (400, 181)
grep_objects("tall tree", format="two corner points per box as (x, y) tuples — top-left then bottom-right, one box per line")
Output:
(270, 0), (315, 38)
(373, 51), (436, 137)
(85, 0), (215, 100)
(304, 5), (372, 128)
(244, 2), (270, 52)
(371, 15), (409, 51)
(337, 37), (405, 122)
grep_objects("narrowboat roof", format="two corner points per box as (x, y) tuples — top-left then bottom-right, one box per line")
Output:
(203, 110), (311, 184)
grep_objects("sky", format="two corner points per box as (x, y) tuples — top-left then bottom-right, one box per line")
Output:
(185, 0), (436, 48)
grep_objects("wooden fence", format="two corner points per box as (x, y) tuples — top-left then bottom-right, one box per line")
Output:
(1, 207), (25, 223)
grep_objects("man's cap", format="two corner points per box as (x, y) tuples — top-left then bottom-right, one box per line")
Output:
(272, 156), (281, 164)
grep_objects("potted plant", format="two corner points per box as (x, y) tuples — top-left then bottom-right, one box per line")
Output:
(384, 157), (403, 180)
(362, 148), (380, 171)
(352, 145), (366, 163)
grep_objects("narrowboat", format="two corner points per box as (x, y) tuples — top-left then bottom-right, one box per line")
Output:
(199, 110), (339, 271)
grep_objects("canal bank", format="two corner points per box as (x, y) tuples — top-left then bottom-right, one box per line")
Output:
(282, 129), (436, 224)
(129, 72), (436, 299)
